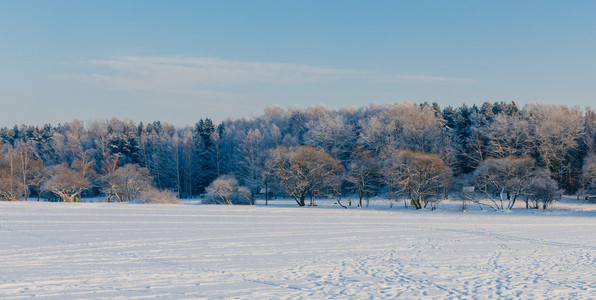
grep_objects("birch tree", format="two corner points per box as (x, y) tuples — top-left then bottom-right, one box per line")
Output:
(0, 144), (27, 201)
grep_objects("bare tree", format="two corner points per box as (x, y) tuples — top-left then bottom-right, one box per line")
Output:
(584, 108), (596, 156)
(484, 114), (531, 158)
(13, 141), (44, 200)
(394, 102), (445, 153)
(358, 114), (393, 156)
(581, 156), (596, 201)
(465, 127), (488, 170)
(0, 143), (27, 201)
(475, 158), (514, 210)
(42, 163), (90, 202)
(262, 153), (284, 205)
(239, 128), (265, 201)
(346, 146), (381, 207)
(87, 120), (111, 158)
(472, 156), (559, 210)
(525, 103), (584, 190)
(29, 163), (48, 201)
(101, 163), (153, 202)
(383, 149), (450, 209)
(305, 113), (355, 161)
(101, 154), (120, 176)
(268, 145), (343, 206)
(72, 149), (97, 179)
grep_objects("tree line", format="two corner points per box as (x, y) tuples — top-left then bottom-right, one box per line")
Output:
(1, 101), (595, 209)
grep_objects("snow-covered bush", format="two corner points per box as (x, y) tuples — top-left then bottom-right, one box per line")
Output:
(135, 187), (180, 204)
(204, 175), (252, 205)
(100, 163), (153, 202)
(526, 173), (561, 210)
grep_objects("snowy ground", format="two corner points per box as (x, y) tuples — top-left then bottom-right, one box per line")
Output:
(1, 198), (595, 299)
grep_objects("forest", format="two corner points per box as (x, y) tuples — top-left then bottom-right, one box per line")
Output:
(1, 101), (595, 209)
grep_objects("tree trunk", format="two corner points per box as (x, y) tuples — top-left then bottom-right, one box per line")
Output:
(265, 180), (268, 206)
(413, 196), (423, 209)
(358, 189), (363, 207)
(294, 195), (306, 206)
(508, 195), (517, 210)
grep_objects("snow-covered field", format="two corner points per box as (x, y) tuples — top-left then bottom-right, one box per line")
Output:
(1, 199), (595, 299)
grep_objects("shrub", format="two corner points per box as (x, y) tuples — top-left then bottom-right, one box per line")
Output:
(135, 187), (180, 204)
(204, 175), (252, 205)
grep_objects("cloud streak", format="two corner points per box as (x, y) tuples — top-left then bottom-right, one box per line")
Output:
(79, 56), (474, 94)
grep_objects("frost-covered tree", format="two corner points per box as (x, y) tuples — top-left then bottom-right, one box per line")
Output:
(583, 108), (596, 156)
(0, 143), (27, 201)
(525, 174), (561, 210)
(139, 122), (177, 191)
(305, 112), (355, 162)
(525, 103), (584, 190)
(483, 114), (531, 158)
(346, 146), (381, 207)
(383, 149), (450, 209)
(87, 119), (111, 161)
(358, 113), (392, 156)
(268, 145), (343, 206)
(0, 101), (594, 204)
(13, 141), (44, 200)
(101, 163), (153, 202)
(238, 128), (265, 200)
(581, 156), (596, 198)
(443, 104), (477, 174)
(394, 102), (446, 154)
(471, 157), (558, 210)
(473, 157), (525, 210)
(42, 163), (90, 202)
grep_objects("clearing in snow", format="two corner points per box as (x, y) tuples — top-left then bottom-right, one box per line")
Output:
(1, 199), (595, 298)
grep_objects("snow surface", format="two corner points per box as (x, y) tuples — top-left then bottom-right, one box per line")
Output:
(1, 199), (595, 299)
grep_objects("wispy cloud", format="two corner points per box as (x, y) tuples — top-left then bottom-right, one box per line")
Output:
(78, 56), (474, 94)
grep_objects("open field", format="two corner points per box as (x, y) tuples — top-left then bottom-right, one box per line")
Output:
(1, 199), (595, 299)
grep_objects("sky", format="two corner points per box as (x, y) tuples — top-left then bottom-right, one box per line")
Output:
(1, 0), (595, 127)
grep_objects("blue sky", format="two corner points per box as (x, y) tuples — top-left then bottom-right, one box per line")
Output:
(1, 0), (595, 126)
